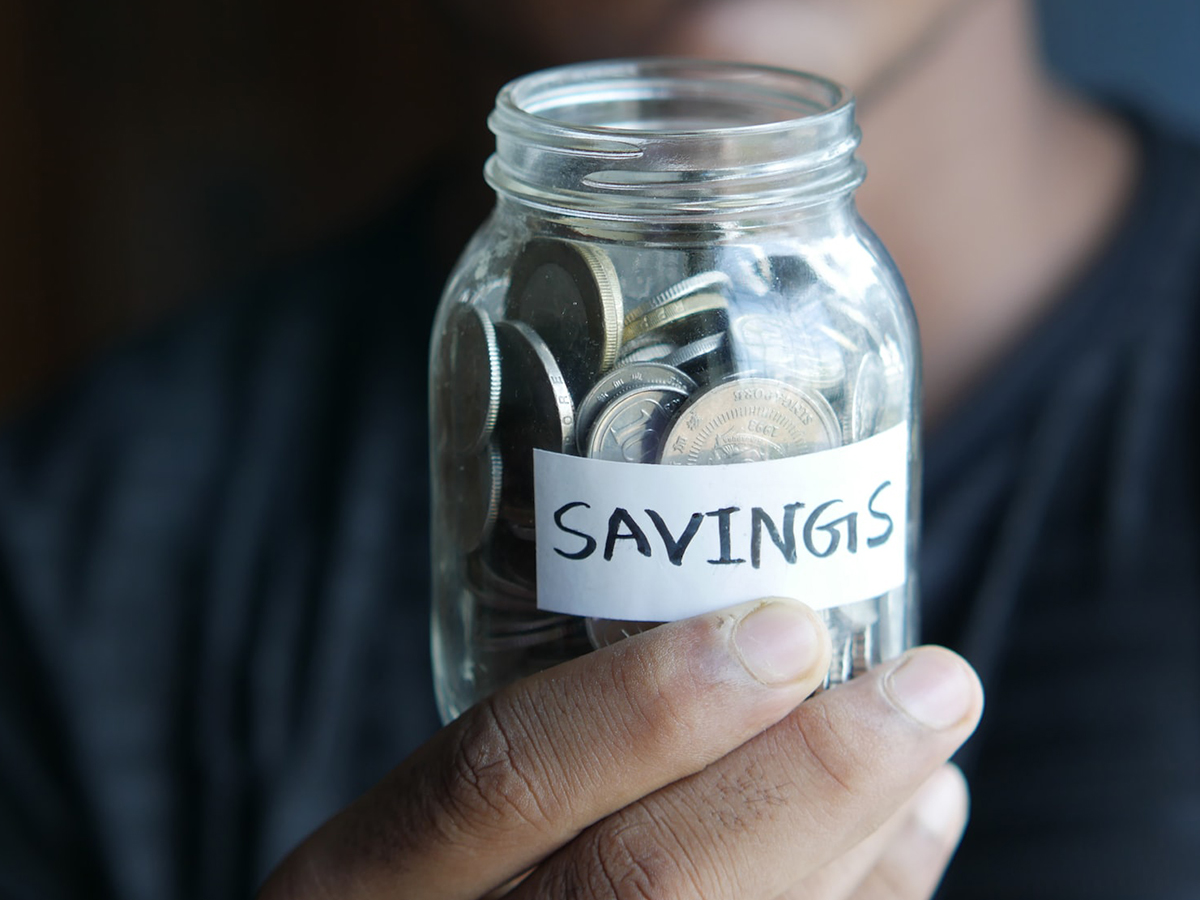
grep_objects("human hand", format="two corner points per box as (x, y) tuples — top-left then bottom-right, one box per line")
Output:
(258, 598), (982, 899)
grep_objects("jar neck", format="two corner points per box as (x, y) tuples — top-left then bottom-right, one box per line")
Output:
(485, 59), (865, 228)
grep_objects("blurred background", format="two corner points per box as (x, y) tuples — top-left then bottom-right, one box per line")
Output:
(1, 0), (1198, 415)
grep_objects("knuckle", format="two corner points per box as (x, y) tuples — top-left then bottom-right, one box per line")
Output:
(440, 693), (554, 837)
(553, 815), (707, 900)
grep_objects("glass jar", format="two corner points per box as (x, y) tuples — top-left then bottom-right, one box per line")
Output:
(429, 59), (920, 723)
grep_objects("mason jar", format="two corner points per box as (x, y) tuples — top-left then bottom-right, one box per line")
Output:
(429, 58), (920, 723)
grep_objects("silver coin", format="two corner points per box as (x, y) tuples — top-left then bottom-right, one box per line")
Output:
(877, 339), (910, 431)
(586, 385), (693, 464)
(447, 441), (503, 551)
(505, 238), (624, 396)
(437, 303), (502, 457)
(833, 596), (881, 630)
(846, 352), (886, 442)
(622, 270), (732, 329)
(575, 362), (697, 453)
(661, 332), (729, 381)
(623, 290), (730, 343)
(820, 609), (876, 686)
(824, 610), (855, 688)
(615, 337), (677, 365)
(824, 297), (909, 429)
(659, 377), (842, 465)
(729, 309), (847, 391)
(850, 625), (873, 679)
(494, 320), (577, 519)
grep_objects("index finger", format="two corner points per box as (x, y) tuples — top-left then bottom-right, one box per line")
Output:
(259, 598), (832, 900)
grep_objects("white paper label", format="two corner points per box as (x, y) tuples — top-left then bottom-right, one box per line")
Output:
(533, 423), (909, 621)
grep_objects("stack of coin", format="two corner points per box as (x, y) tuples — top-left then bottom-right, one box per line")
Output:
(438, 235), (903, 677)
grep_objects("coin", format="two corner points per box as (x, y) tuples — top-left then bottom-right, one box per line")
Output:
(659, 377), (842, 465)
(824, 613), (854, 688)
(574, 362), (697, 453)
(823, 298), (909, 429)
(447, 441), (503, 551)
(586, 385), (693, 463)
(505, 238), (624, 396)
(494, 320), (577, 519)
(834, 596), (881, 629)
(661, 332), (730, 382)
(850, 625), (872, 680)
(821, 606), (876, 686)
(622, 271), (732, 329)
(729, 308), (846, 391)
(623, 290), (729, 343)
(437, 303), (502, 457)
(615, 336), (677, 365)
(845, 352), (886, 442)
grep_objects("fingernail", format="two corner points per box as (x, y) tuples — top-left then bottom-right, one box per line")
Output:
(732, 601), (823, 685)
(884, 648), (976, 730)
(912, 767), (968, 838)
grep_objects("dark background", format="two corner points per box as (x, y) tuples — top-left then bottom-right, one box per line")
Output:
(1, 0), (1198, 415)
(1040, 0), (1200, 139)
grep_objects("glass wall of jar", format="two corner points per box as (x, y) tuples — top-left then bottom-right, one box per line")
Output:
(429, 59), (920, 723)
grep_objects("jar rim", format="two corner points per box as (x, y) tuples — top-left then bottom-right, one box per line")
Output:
(486, 58), (864, 226)
(493, 58), (855, 141)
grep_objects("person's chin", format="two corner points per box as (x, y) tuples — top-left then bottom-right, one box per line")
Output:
(646, 2), (873, 89)
(647, 0), (971, 96)
(444, 0), (883, 91)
